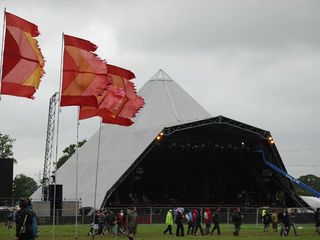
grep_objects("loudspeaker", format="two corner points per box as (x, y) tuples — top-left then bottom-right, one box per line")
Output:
(262, 170), (273, 183)
(262, 170), (273, 177)
(48, 184), (63, 216)
(0, 158), (13, 202)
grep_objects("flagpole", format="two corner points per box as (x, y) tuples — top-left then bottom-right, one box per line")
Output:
(75, 106), (80, 240)
(52, 32), (64, 240)
(0, 8), (7, 102)
(92, 118), (103, 240)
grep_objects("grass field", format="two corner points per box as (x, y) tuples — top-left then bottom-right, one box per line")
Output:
(1, 223), (319, 240)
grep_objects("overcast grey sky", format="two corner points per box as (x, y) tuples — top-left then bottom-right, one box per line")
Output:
(0, 0), (319, 182)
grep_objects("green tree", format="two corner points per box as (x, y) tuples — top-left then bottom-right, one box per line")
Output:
(13, 174), (38, 202)
(0, 131), (16, 163)
(294, 174), (320, 196)
(55, 139), (87, 170)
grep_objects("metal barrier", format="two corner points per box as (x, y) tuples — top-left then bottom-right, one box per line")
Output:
(0, 206), (316, 225)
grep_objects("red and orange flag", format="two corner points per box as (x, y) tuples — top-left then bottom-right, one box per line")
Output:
(61, 34), (110, 107)
(1, 12), (45, 99)
(79, 64), (144, 126)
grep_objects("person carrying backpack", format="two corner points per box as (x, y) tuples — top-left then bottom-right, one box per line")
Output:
(16, 198), (38, 240)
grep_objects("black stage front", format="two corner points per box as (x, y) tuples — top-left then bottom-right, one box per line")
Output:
(104, 116), (306, 208)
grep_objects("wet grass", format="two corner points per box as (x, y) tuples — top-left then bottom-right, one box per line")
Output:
(1, 223), (319, 239)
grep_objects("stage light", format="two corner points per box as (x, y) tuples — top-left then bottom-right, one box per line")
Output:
(268, 136), (274, 144)
(156, 132), (164, 141)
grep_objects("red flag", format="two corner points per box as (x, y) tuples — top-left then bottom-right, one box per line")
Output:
(1, 12), (45, 99)
(79, 64), (144, 126)
(61, 34), (110, 107)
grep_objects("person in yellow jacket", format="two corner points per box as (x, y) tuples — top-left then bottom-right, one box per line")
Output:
(163, 209), (174, 235)
(261, 209), (266, 223)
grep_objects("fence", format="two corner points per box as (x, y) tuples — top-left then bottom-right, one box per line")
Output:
(1, 206), (316, 225)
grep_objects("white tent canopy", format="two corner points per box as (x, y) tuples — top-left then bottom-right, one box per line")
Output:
(54, 70), (211, 208)
(299, 196), (320, 210)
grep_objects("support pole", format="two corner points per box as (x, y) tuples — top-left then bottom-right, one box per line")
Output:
(256, 208), (259, 227)
(0, 8), (7, 101)
(75, 107), (80, 239)
(227, 208), (230, 224)
(52, 32), (64, 240)
(92, 119), (103, 240)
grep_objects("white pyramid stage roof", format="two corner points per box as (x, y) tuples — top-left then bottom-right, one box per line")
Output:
(54, 70), (211, 208)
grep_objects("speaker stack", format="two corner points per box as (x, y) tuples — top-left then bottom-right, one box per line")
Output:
(48, 184), (63, 216)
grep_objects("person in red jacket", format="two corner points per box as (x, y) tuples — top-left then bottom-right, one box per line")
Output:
(116, 210), (125, 235)
(193, 208), (204, 235)
(203, 208), (212, 235)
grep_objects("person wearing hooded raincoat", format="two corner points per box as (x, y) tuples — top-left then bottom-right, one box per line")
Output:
(175, 209), (185, 236)
(193, 208), (204, 235)
(163, 209), (173, 235)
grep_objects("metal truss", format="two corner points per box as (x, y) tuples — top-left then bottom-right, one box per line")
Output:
(163, 115), (271, 139)
(41, 92), (59, 200)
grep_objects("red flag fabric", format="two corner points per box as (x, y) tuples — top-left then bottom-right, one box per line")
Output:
(79, 64), (144, 126)
(61, 34), (110, 107)
(1, 12), (45, 99)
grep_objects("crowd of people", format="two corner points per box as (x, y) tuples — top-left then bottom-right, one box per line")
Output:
(261, 208), (300, 236)
(163, 207), (241, 237)
(88, 206), (138, 240)
(5, 199), (320, 239)
(162, 207), (320, 237)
